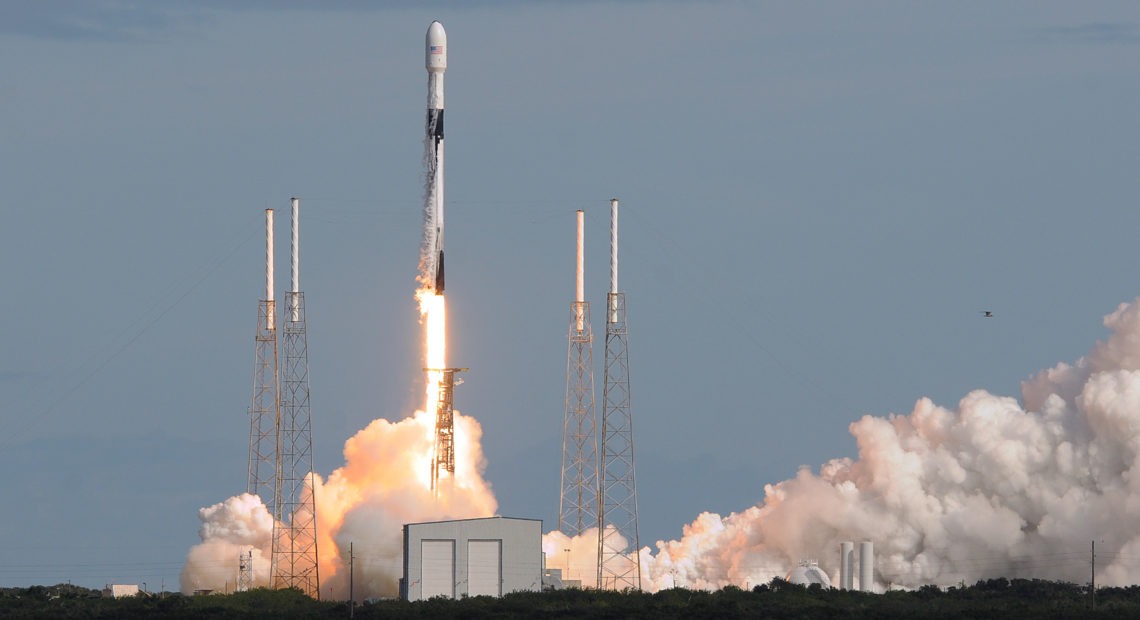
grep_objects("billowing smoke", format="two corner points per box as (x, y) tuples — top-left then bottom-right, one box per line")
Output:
(180, 494), (274, 593)
(180, 409), (497, 598)
(542, 528), (600, 587)
(638, 299), (1140, 591)
(542, 526), (641, 589)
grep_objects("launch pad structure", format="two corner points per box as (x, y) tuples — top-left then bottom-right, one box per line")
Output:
(245, 201), (320, 598)
(597, 198), (641, 591)
(560, 210), (600, 542)
(272, 198), (320, 598)
(427, 366), (468, 493)
(248, 209), (281, 514)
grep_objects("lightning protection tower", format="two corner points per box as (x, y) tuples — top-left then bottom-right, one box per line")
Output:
(560, 210), (599, 544)
(427, 366), (468, 493)
(597, 198), (641, 591)
(272, 198), (320, 598)
(248, 209), (281, 529)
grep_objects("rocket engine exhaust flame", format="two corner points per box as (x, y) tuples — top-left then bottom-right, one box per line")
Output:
(182, 407), (497, 599)
(193, 291), (1140, 596)
(189, 19), (1140, 599)
(181, 21), (496, 600)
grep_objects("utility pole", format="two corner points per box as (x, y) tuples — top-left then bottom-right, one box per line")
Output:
(349, 542), (355, 619)
(1091, 540), (1096, 609)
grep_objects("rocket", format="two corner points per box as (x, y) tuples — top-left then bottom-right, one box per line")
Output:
(426, 20), (447, 294)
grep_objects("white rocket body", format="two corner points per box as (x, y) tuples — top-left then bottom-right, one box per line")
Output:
(426, 21), (447, 293)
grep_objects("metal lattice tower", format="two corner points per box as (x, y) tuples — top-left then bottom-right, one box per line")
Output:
(237, 550), (253, 592)
(598, 198), (641, 591)
(560, 210), (599, 540)
(428, 367), (467, 493)
(248, 209), (281, 528)
(272, 198), (320, 598)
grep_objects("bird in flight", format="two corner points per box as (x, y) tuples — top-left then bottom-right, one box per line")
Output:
(980, 311), (994, 318)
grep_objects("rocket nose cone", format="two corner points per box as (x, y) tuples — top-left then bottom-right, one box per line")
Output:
(426, 21), (447, 72)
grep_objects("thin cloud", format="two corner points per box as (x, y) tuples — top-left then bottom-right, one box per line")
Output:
(0, 0), (665, 40)
(1035, 21), (1140, 45)
(0, 370), (36, 383)
(0, 1), (211, 42)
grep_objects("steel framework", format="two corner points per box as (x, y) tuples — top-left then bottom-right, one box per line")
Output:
(248, 210), (280, 527)
(561, 211), (599, 561)
(428, 367), (467, 492)
(560, 305), (599, 540)
(237, 550), (253, 592)
(272, 288), (320, 597)
(597, 199), (641, 591)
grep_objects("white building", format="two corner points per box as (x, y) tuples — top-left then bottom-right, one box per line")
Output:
(401, 516), (543, 601)
(102, 584), (140, 598)
(786, 561), (832, 588)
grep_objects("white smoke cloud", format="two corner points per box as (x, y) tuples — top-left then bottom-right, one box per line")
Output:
(640, 298), (1140, 591)
(180, 409), (497, 598)
(542, 528), (601, 588)
(180, 494), (273, 594)
(186, 295), (1140, 596)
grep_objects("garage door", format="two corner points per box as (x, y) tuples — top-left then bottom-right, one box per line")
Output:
(421, 540), (455, 599)
(467, 539), (502, 597)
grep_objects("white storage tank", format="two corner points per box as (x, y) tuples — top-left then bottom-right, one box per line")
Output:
(839, 541), (854, 590)
(859, 541), (874, 592)
(786, 561), (832, 588)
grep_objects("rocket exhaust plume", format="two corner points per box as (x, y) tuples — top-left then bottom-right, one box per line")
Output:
(539, 298), (1140, 593)
(634, 299), (1140, 591)
(418, 20), (466, 494)
(183, 21), (497, 600)
(191, 20), (1140, 598)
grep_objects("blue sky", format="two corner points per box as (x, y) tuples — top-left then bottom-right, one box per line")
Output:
(2, 1), (1139, 589)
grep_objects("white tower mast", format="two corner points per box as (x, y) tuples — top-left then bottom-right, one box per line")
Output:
(560, 210), (599, 559)
(598, 198), (641, 590)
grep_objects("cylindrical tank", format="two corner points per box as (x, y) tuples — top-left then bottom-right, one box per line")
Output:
(839, 541), (854, 590)
(859, 541), (874, 593)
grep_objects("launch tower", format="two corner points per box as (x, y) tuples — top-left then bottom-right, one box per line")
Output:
(559, 210), (599, 542)
(597, 198), (641, 590)
(428, 367), (467, 492)
(237, 551), (253, 593)
(248, 209), (281, 523)
(272, 197), (320, 597)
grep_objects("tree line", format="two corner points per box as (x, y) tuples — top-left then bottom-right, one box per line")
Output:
(4, 577), (1140, 618)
